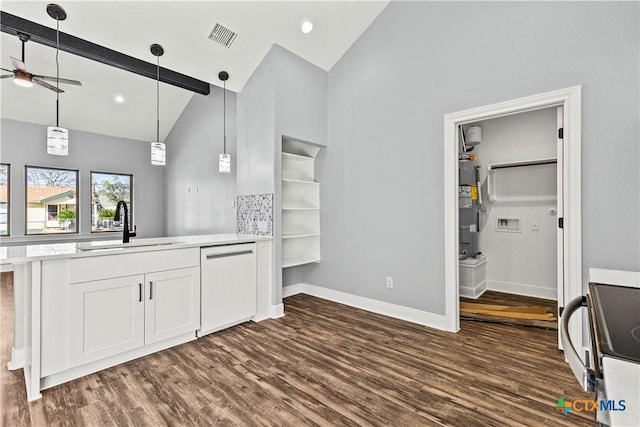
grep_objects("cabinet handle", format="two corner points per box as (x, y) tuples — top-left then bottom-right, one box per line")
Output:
(205, 250), (253, 260)
(149, 282), (153, 300)
(138, 283), (142, 302)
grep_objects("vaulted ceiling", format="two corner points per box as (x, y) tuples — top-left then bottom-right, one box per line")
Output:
(0, 1), (389, 142)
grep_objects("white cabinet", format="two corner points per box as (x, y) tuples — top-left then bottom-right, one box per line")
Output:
(70, 275), (145, 366)
(281, 138), (322, 268)
(17, 239), (273, 402)
(199, 244), (257, 335)
(69, 266), (200, 367)
(145, 267), (200, 344)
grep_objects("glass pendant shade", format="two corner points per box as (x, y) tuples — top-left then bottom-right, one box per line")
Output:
(219, 153), (231, 173)
(47, 126), (69, 156)
(151, 142), (166, 166)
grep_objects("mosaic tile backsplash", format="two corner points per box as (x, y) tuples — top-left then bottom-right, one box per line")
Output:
(236, 193), (273, 236)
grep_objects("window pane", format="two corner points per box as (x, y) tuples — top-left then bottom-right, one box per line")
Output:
(0, 164), (9, 236)
(91, 172), (132, 233)
(26, 166), (78, 235)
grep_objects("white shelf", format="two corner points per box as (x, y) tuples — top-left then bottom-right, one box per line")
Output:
(282, 232), (320, 239)
(282, 255), (321, 269)
(282, 138), (322, 158)
(282, 150), (316, 181)
(487, 157), (558, 202)
(282, 138), (322, 269)
(487, 157), (557, 170)
(282, 178), (318, 185)
(282, 206), (319, 211)
(282, 152), (314, 161)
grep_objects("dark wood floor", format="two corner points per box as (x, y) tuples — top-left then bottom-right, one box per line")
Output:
(461, 291), (558, 329)
(1, 272), (595, 426)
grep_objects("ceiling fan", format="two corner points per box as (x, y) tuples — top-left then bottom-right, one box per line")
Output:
(0, 32), (82, 93)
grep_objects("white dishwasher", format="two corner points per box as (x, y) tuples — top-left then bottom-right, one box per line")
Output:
(198, 243), (257, 336)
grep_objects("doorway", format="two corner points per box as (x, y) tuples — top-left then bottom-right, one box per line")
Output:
(443, 86), (582, 350)
(458, 107), (560, 328)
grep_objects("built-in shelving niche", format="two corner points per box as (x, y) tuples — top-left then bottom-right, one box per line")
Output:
(281, 138), (322, 268)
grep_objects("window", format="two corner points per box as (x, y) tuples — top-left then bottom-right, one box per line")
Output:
(0, 164), (9, 236)
(25, 166), (78, 235)
(91, 172), (133, 233)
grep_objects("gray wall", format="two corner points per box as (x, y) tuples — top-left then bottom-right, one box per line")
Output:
(237, 45), (327, 196)
(237, 44), (327, 304)
(236, 49), (277, 197)
(163, 85), (237, 236)
(274, 45), (327, 146)
(473, 108), (558, 298)
(0, 118), (165, 241)
(296, 1), (639, 315)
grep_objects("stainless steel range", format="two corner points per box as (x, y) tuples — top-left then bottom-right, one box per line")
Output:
(561, 282), (640, 426)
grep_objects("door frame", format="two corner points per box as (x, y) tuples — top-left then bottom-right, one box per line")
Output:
(443, 86), (582, 349)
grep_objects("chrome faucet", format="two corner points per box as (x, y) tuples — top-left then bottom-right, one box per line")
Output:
(113, 200), (136, 243)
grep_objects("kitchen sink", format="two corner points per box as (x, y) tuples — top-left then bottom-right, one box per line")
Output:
(77, 239), (184, 251)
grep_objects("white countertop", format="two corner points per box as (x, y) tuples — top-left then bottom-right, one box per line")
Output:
(0, 234), (272, 265)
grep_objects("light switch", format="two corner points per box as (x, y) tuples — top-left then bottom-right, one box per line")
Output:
(531, 220), (539, 231)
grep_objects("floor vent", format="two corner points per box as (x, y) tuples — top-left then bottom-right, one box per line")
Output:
(208, 24), (238, 49)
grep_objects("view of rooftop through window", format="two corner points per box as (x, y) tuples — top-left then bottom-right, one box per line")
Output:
(25, 166), (78, 235)
(91, 172), (132, 233)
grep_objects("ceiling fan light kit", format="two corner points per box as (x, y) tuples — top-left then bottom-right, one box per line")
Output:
(218, 70), (230, 174)
(13, 71), (33, 87)
(150, 43), (166, 166)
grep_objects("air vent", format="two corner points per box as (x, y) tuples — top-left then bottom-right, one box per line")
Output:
(208, 23), (238, 49)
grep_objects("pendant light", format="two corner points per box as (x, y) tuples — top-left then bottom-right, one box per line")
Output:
(218, 71), (230, 173)
(150, 43), (165, 166)
(46, 4), (68, 156)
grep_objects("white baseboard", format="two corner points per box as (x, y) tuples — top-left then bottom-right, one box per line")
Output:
(41, 332), (196, 393)
(487, 280), (557, 300)
(8, 347), (25, 370)
(253, 303), (285, 322)
(459, 280), (487, 299)
(271, 303), (284, 318)
(283, 283), (448, 331)
(283, 284), (305, 298)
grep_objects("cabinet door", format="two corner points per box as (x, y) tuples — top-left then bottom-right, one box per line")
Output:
(144, 267), (200, 345)
(200, 244), (257, 334)
(70, 275), (145, 367)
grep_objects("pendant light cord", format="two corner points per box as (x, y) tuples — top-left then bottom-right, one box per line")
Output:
(223, 80), (226, 154)
(156, 55), (160, 143)
(55, 17), (60, 127)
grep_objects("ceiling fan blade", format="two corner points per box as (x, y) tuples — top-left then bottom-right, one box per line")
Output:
(10, 57), (27, 72)
(31, 75), (83, 86)
(1, 74), (14, 79)
(33, 78), (64, 93)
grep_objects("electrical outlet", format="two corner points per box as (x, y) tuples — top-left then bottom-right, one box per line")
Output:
(386, 276), (394, 289)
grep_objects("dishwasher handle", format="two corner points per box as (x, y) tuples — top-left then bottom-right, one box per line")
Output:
(561, 295), (596, 392)
(205, 250), (254, 260)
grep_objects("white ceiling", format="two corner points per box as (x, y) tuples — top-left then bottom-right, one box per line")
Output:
(0, 0), (389, 142)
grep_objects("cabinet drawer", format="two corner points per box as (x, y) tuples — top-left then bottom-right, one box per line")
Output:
(70, 248), (199, 283)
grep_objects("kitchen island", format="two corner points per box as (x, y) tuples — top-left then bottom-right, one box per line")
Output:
(1, 234), (277, 401)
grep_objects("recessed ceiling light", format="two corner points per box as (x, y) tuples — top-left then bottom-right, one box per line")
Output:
(301, 21), (313, 34)
(114, 95), (125, 103)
